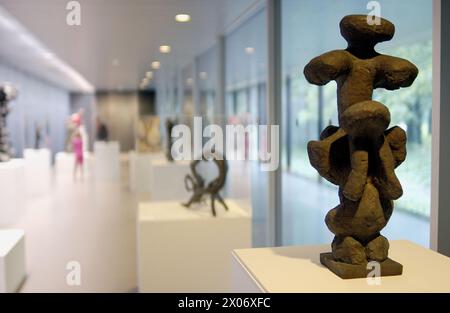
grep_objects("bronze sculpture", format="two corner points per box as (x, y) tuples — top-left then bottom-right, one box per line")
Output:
(165, 118), (177, 162)
(34, 123), (43, 150)
(183, 152), (228, 217)
(304, 15), (418, 278)
(0, 84), (18, 162)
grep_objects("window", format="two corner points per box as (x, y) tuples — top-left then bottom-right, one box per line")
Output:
(197, 46), (219, 124)
(225, 8), (268, 247)
(281, 0), (432, 247)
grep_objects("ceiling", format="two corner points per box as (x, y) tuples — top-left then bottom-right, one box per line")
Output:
(0, 0), (259, 92)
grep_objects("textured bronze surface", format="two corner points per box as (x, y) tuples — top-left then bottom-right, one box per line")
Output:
(304, 15), (418, 278)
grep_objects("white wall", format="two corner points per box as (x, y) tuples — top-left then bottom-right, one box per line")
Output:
(96, 92), (138, 152)
(0, 62), (71, 158)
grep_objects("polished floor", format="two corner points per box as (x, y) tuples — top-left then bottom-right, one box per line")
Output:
(16, 166), (138, 292)
(12, 157), (429, 292)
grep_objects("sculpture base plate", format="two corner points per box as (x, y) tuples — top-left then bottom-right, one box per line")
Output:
(320, 252), (403, 279)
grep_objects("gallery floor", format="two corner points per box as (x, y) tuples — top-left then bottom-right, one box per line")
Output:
(11, 157), (429, 292)
(16, 167), (138, 292)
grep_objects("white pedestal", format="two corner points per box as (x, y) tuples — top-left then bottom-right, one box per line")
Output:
(93, 141), (120, 181)
(138, 200), (251, 292)
(129, 151), (165, 193)
(0, 229), (26, 293)
(55, 152), (92, 179)
(231, 240), (450, 292)
(149, 159), (191, 201)
(24, 148), (51, 197)
(0, 160), (26, 226)
(55, 152), (75, 176)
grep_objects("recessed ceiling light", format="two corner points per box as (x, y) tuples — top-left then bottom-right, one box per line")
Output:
(112, 58), (120, 66)
(245, 47), (255, 55)
(159, 45), (171, 54)
(175, 14), (191, 23)
(146, 71), (153, 79)
(199, 72), (207, 80)
(151, 61), (161, 69)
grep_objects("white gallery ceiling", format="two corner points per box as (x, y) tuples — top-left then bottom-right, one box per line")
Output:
(0, 0), (259, 92)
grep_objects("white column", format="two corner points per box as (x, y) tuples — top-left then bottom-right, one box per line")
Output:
(266, 0), (282, 247)
(431, 0), (450, 256)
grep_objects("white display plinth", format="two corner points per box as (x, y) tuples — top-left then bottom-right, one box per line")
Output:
(231, 240), (450, 293)
(93, 141), (120, 181)
(55, 152), (75, 176)
(0, 229), (26, 293)
(149, 159), (191, 201)
(55, 152), (92, 179)
(129, 151), (165, 193)
(24, 148), (51, 197)
(138, 200), (251, 292)
(0, 160), (26, 226)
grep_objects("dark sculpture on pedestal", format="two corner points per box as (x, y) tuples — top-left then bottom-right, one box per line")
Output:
(0, 84), (18, 162)
(165, 118), (177, 162)
(35, 123), (43, 150)
(183, 152), (229, 217)
(303, 15), (418, 279)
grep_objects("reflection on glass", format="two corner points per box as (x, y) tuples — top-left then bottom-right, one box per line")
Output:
(198, 46), (218, 124)
(225, 9), (268, 247)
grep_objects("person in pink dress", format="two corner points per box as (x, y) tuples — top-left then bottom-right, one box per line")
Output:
(72, 129), (84, 180)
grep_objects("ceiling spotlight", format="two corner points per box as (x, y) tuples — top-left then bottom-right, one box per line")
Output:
(140, 80), (148, 89)
(112, 58), (120, 66)
(159, 45), (171, 54)
(146, 71), (153, 79)
(245, 47), (255, 55)
(199, 72), (207, 80)
(151, 61), (161, 69)
(175, 14), (191, 23)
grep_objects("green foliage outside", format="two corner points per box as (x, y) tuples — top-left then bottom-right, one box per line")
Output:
(288, 40), (432, 217)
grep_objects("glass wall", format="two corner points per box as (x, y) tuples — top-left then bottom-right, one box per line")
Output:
(197, 46), (219, 125)
(154, 0), (433, 248)
(226, 10), (267, 126)
(155, 8), (270, 247)
(225, 8), (268, 247)
(181, 63), (195, 124)
(281, 0), (432, 246)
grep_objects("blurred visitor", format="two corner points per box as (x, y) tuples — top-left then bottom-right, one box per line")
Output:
(96, 118), (109, 142)
(72, 129), (84, 180)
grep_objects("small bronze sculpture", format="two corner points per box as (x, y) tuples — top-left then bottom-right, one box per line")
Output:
(165, 118), (177, 162)
(183, 152), (228, 217)
(0, 84), (18, 162)
(34, 123), (43, 150)
(304, 15), (418, 278)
